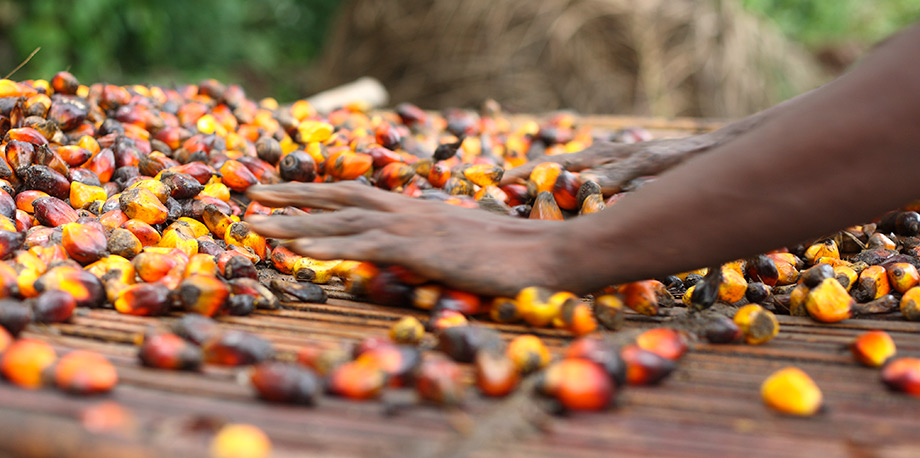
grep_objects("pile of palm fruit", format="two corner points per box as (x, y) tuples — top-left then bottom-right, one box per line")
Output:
(0, 73), (918, 414)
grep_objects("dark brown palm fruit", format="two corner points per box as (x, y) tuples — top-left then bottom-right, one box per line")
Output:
(159, 171), (204, 199)
(701, 313), (743, 343)
(689, 267), (722, 311)
(801, 264), (835, 288)
(269, 279), (327, 304)
(229, 278), (280, 310)
(0, 299), (33, 336)
(23, 165), (70, 199)
(0, 230), (24, 259)
(171, 313), (221, 346)
(251, 362), (320, 405)
(255, 136), (283, 165)
(745, 282), (772, 304)
(415, 356), (465, 406)
(437, 325), (502, 363)
(32, 290), (76, 323)
(47, 95), (89, 131)
(621, 344), (677, 386)
(223, 255), (258, 280)
(278, 150), (317, 183)
(113, 283), (172, 316)
(203, 330), (275, 366)
(226, 294), (256, 316)
(366, 269), (413, 308)
(355, 343), (421, 388)
(106, 228), (142, 259)
(433, 136), (464, 161)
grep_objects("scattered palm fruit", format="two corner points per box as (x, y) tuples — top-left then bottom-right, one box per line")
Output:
(733, 304), (779, 344)
(438, 325), (502, 363)
(1, 338), (56, 389)
(881, 357), (920, 396)
(565, 336), (627, 387)
(203, 331), (275, 366)
(54, 350), (118, 394)
(539, 358), (614, 411)
(804, 278), (853, 323)
(390, 316), (425, 345)
(250, 362), (320, 405)
(507, 334), (551, 374)
(851, 330), (897, 367)
(475, 349), (520, 397)
(138, 331), (203, 371)
(620, 344), (676, 386)
(327, 360), (387, 401)
(415, 356), (465, 406)
(211, 423), (272, 458)
(636, 328), (688, 361)
(32, 290), (76, 323)
(177, 274), (230, 317)
(761, 367), (823, 416)
(0, 299), (34, 336)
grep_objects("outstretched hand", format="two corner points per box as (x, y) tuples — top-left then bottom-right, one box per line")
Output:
(246, 182), (568, 297)
(500, 135), (715, 194)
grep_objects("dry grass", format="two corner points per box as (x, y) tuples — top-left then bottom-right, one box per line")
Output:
(312, 0), (825, 117)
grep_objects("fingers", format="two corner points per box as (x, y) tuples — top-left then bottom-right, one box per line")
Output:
(583, 143), (693, 194)
(246, 181), (423, 212)
(246, 209), (394, 239)
(498, 141), (631, 186)
(285, 230), (407, 265)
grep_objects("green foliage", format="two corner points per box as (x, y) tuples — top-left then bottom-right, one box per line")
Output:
(740, 0), (920, 47)
(2, 0), (341, 101)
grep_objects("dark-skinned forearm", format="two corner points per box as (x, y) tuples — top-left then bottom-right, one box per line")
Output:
(557, 25), (920, 293)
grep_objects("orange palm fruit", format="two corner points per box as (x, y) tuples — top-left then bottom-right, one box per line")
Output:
(210, 424), (272, 458)
(488, 296), (522, 324)
(69, 182), (108, 210)
(788, 283), (810, 316)
(1, 338), (56, 389)
(54, 351), (118, 394)
(81, 148), (116, 183)
(121, 219), (161, 246)
(56, 145), (93, 167)
(462, 164), (503, 187)
(224, 222), (267, 261)
(834, 265), (859, 292)
(804, 240), (839, 264)
(138, 331), (203, 371)
(881, 357), (920, 396)
(61, 222), (107, 264)
(133, 251), (180, 283)
(128, 179), (171, 204)
(555, 300), (597, 336)
(901, 286), (920, 321)
(621, 280), (672, 316)
(219, 159), (259, 192)
(636, 328), (688, 361)
(761, 367), (823, 416)
(733, 304), (780, 344)
(528, 162), (563, 194)
(35, 265), (105, 307)
(99, 209), (129, 231)
(475, 350), (520, 397)
(342, 262), (379, 296)
(327, 360), (386, 401)
(506, 334), (550, 374)
(427, 162), (451, 188)
(529, 191), (563, 220)
(886, 263), (919, 294)
(0, 327), (10, 353)
(326, 151), (373, 180)
(805, 278), (854, 323)
(516, 286), (564, 327)
(718, 265), (748, 303)
(539, 358), (613, 411)
(851, 330), (897, 367)
(185, 253), (219, 278)
(119, 188), (168, 225)
(853, 265), (891, 302)
(177, 274), (230, 317)
(579, 193), (606, 215)
(203, 331), (275, 366)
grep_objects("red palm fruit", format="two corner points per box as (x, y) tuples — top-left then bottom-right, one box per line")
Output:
(250, 362), (320, 405)
(501, 184), (530, 207)
(0, 327), (10, 353)
(6, 140), (36, 175)
(32, 290), (77, 323)
(177, 274), (230, 317)
(375, 162), (415, 190)
(882, 358), (920, 396)
(51, 71), (79, 94)
(167, 162), (216, 185)
(552, 170), (579, 211)
(61, 222), (107, 264)
(621, 344), (677, 385)
(539, 358), (614, 411)
(428, 309), (468, 333)
(565, 335), (628, 386)
(114, 282), (171, 316)
(1, 339), (56, 389)
(14, 209), (31, 232)
(636, 328), (688, 361)
(244, 200), (273, 218)
(35, 265), (105, 308)
(343, 262), (380, 296)
(415, 356), (465, 406)
(355, 343), (420, 388)
(530, 191), (563, 220)
(54, 351), (118, 395)
(556, 300), (597, 336)
(327, 360), (387, 401)
(475, 350), (520, 397)
(621, 280), (672, 316)
(121, 219), (161, 246)
(229, 278), (279, 310)
(138, 332), (203, 371)
(6, 127), (48, 145)
(436, 289), (483, 315)
(367, 145), (403, 168)
(82, 148), (115, 183)
(15, 190), (50, 213)
(0, 230), (23, 259)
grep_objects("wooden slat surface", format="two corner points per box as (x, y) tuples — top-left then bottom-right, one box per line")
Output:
(2, 115), (919, 458)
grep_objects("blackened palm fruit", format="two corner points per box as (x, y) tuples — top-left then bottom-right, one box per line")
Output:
(433, 136), (465, 161)
(0, 300), (33, 336)
(745, 282), (772, 304)
(801, 264), (835, 288)
(255, 137), (283, 165)
(23, 165), (70, 199)
(251, 362), (320, 405)
(269, 279), (327, 303)
(278, 151), (316, 182)
(689, 267), (722, 310)
(437, 325), (502, 363)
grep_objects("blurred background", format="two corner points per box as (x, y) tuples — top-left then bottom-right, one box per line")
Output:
(0, 0), (918, 117)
